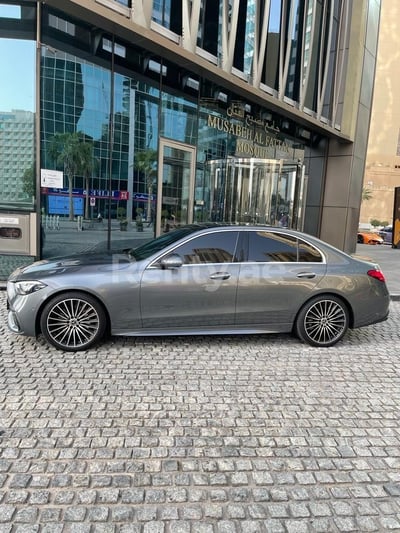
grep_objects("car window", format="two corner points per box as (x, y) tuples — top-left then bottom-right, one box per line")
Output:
(171, 231), (240, 264)
(297, 239), (323, 262)
(247, 231), (323, 262)
(130, 226), (203, 260)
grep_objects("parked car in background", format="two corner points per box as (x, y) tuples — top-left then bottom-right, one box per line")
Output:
(357, 231), (384, 245)
(378, 225), (393, 245)
(7, 224), (390, 351)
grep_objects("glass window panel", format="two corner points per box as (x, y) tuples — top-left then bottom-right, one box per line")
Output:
(322, 1), (338, 120)
(248, 231), (298, 262)
(173, 231), (239, 264)
(40, 48), (113, 247)
(285, 0), (304, 101)
(0, 38), (35, 210)
(298, 240), (323, 262)
(197, 0), (220, 57)
(160, 93), (197, 145)
(49, 14), (75, 36)
(232, 0), (248, 73)
(247, 231), (322, 263)
(243, 0), (256, 76)
(0, 4), (20, 18)
(304, 0), (323, 112)
(133, 84), (159, 224)
(152, 0), (181, 33)
(40, 61), (160, 237)
(264, 0), (281, 90)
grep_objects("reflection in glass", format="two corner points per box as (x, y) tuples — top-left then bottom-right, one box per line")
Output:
(264, 0), (281, 91)
(204, 158), (304, 230)
(115, 0), (129, 6)
(173, 232), (239, 264)
(197, 0), (220, 57)
(285, 0), (302, 101)
(40, 42), (164, 258)
(159, 144), (194, 233)
(243, 1), (256, 77)
(304, 1), (323, 112)
(152, 0), (181, 33)
(160, 92), (197, 145)
(0, 4), (20, 18)
(0, 38), (35, 210)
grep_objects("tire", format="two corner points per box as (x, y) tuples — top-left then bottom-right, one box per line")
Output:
(40, 292), (106, 351)
(295, 295), (349, 347)
(357, 235), (364, 244)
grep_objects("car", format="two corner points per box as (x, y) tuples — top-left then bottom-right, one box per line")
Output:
(378, 225), (393, 245)
(6, 223), (390, 351)
(357, 231), (384, 245)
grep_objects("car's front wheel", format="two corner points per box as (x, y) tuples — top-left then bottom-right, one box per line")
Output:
(295, 295), (349, 347)
(40, 292), (106, 351)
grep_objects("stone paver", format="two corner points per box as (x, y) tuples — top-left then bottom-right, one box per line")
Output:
(0, 291), (400, 531)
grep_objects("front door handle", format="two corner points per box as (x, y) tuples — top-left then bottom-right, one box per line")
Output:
(210, 272), (231, 280)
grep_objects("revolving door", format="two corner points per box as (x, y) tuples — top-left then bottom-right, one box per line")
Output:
(202, 158), (306, 230)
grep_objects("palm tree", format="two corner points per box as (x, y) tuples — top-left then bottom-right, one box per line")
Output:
(134, 149), (157, 222)
(362, 187), (373, 201)
(47, 132), (83, 221)
(78, 141), (98, 220)
(21, 164), (35, 198)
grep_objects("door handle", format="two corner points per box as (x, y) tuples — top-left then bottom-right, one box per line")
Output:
(210, 272), (231, 280)
(296, 272), (316, 279)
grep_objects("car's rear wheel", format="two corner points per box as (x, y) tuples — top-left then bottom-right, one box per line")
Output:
(40, 292), (106, 351)
(295, 295), (349, 347)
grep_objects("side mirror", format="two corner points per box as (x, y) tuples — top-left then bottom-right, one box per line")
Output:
(160, 253), (183, 269)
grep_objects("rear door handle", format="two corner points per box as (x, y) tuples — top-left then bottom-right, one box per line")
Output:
(296, 272), (316, 279)
(210, 272), (231, 280)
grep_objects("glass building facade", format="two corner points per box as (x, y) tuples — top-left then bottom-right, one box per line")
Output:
(0, 0), (381, 277)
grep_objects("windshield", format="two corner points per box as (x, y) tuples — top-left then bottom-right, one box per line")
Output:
(129, 225), (205, 261)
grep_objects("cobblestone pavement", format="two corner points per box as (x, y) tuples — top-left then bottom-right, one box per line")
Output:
(0, 291), (400, 532)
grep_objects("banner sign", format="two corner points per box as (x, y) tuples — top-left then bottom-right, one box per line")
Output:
(132, 193), (156, 201)
(42, 187), (129, 200)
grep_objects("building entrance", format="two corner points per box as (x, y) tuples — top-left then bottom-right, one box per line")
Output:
(156, 139), (196, 237)
(202, 158), (306, 230)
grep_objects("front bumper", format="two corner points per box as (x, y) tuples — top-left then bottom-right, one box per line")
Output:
(6, 280), (41, 337)
(8, 309), (22, 333)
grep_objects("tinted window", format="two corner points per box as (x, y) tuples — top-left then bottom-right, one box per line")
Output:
(247, 231), (322, 262)
(172, 231), (239, 264)
(131, 226), (205, 260)
(298, 239), (323, 262)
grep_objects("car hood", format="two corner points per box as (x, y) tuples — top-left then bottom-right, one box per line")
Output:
(8, 252), (135, 281)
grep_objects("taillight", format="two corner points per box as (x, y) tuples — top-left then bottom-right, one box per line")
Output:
(367, 269), (386, 282)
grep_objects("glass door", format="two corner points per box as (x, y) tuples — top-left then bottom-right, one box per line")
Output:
(204, 158), (305, 230)
(156, 139), (196, 236)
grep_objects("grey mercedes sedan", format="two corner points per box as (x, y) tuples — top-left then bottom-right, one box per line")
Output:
(7, 224), (390, 351)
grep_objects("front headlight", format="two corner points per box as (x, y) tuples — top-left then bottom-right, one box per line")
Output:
(14, 280), (47, 295)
